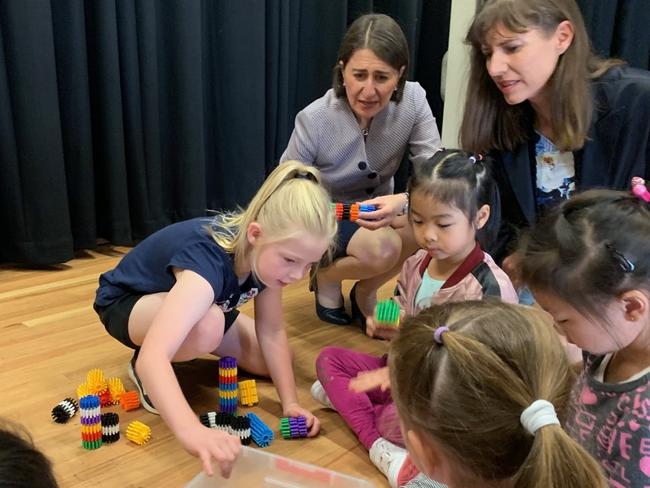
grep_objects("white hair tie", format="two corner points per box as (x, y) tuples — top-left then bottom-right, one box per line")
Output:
(520, 399), (560, 435)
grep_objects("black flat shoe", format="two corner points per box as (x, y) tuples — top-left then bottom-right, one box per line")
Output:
(349, 282), (367, 333)
(310, 270), (351, 325)
(315, 299), (352, 325)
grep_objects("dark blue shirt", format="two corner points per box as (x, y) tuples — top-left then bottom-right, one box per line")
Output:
(95, 217), (264, 312)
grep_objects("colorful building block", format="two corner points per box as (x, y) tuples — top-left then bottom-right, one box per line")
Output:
(238, 379), (258, 406)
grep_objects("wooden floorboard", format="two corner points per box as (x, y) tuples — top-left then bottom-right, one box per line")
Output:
(0, 247), (394, 487)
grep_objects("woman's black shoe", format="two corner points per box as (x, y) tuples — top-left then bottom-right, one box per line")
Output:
(350, 282), (368, 333)
(310, 271), (351, 325)
(315, 300), (352, 325)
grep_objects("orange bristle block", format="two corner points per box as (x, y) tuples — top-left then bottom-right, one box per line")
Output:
(119, 391), (141, 411)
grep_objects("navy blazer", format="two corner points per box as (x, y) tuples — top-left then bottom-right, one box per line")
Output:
(491, 65), (650, 262)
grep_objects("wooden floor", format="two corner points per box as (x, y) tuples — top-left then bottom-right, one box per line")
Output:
(0, 246), (395, 488)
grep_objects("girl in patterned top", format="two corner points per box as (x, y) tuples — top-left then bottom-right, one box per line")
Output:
(519, 184), (650, 487)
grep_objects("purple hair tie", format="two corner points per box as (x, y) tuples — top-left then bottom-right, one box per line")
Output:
(434, 326), (449, 344)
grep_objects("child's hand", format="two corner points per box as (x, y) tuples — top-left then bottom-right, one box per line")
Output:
(365, 316), (398, 341)
(283, 403), (321, 437)
(178, 424), (241, 478)
(349, 366), (391, 393)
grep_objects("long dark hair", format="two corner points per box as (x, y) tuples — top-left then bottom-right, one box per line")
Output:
(460, 0), (622, 154)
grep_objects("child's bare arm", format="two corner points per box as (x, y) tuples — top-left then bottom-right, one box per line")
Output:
(254, 287), (320, 436)
(137, 269), (241, 476)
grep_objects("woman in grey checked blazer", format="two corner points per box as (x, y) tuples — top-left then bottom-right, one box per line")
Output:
(281, 14), (441, 330)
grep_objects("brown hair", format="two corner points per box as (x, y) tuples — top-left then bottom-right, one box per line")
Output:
(332, 13), (409, 103)
(390, 300), (607, 487)
(460, 0), (622, 153)
(519, 189), (650, 319)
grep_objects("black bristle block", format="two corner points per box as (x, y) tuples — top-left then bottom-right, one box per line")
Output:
(51, 397), (79, 424)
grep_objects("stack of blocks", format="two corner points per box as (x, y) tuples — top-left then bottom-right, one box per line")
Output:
(219, 357), (238, 413)
(331, 203), (377, 222)
(80, 395), (102, 450)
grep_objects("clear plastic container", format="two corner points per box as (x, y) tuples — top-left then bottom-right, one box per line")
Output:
(186, 446), (377, 488)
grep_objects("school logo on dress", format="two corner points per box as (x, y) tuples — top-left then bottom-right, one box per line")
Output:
(218, 288), (260, 312)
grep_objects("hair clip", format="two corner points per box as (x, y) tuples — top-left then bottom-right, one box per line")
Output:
(433, 326), (449, 345)
(294, 171), (317, 182)
(631, 176), (650, 202)
(605, 243), (635, 273)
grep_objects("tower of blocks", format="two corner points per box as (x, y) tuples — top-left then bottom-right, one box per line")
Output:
(238, 379), (258, 406)
(79, 395), (102, 450)
(374, 299), (400, 328)
(279, 416), (308, 439)
(219, 357), (238, 413)
(331, 203), (377, 221)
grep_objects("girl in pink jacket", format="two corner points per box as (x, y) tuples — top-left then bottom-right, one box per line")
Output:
(312, 150), (517, 487)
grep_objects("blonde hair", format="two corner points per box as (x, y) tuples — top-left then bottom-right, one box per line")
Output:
(460, 0), (622, 153)
(390, 300), (607, 488)
(209, 160), (337, 272)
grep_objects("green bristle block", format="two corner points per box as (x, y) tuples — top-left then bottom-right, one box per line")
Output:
(375, 300), (400, 326)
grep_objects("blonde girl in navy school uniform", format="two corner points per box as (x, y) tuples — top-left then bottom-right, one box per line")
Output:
(94, 161), (337, 477)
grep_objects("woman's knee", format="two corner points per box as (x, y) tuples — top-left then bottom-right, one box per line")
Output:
(352, 230), (402, 270)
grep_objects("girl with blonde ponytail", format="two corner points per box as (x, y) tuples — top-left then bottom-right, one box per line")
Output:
(353, 300), (607, 487)
(94, 160), (336, 478)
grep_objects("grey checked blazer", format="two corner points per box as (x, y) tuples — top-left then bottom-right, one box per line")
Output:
(280, 81), (441, 201)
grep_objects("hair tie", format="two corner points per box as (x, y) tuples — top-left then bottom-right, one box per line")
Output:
(631, 176), (650, 202)
(433, 326), (449, 344)
(294, 171), (317, 182)
(520, 399), (560, 435)
(469, 153), (484, 165)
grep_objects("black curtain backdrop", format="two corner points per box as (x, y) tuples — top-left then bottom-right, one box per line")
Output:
(1, 0), (647, 265)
